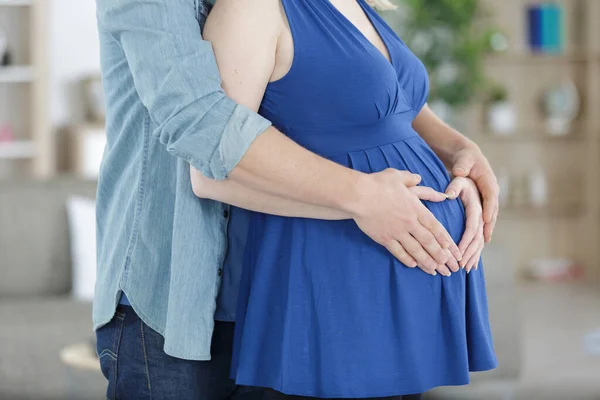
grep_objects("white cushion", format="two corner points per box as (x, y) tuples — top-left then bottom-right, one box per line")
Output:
(66, 196), (97, 302)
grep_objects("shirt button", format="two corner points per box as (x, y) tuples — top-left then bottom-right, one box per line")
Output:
(223, 209), (229, 218)
(217, 268), (223, 277)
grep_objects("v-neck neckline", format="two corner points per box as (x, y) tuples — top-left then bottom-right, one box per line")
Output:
(323, 0), (395, 68)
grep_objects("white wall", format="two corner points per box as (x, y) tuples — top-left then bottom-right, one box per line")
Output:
(48, 0), (100, 127)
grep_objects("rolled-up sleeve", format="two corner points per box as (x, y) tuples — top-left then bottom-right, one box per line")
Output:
(96, 0), (271, 180)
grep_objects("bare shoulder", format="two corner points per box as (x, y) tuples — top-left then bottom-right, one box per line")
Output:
(204, 0), (284, 41)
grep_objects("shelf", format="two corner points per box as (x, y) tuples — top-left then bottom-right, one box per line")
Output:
(0, 66), (34, 83)
(473, 130), (588, 142)
(0, 0), (32, 6)
(500, 202), (584, 219)
(0, 141), (36, 159)
(485, 52), (600, 65)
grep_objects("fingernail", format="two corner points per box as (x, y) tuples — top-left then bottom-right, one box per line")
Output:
(445, 272), (452, 277)
(432, 272), (437, 276)
(446, 190), (456, 199)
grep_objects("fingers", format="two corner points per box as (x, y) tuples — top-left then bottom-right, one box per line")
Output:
(452, 155), (474, 178)
(385, 240), (418, 268)
(458, 201), (480, 255)
(464, 219), (484, 273)
(436, 264), (453, 277)
(484, 204), (498, 243)
(411, 224), (451, 266)
(465, 244), (484, 274)
(477, 172), (499, 224)
(443, 248), (460, 273)
(409, 186), (449, 203)
(399, 234), (439, 276)
(461, 240), (480, 271)
(417, 209), (462, 262)
(393, 170), (422, 187)
(445, 176), (467, 200)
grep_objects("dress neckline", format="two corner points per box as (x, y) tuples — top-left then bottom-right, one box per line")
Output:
(322, 0), (395, 69)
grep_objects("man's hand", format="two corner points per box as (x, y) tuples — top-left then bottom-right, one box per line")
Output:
(351, 169), (462, 277)
(446, 144), (499, 243)
(446, 177), (484, 273)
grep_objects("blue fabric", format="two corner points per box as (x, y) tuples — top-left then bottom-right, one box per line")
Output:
(93, 0), (271, 360)
(96, 305), (267, 399)
(118, 293), (130, 306)
(215, 205), (250, 322)
(230, 0), (497, 397)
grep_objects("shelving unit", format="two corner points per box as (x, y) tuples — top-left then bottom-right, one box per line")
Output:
(0, 65), (34, 83)
(0, 140), (35, 159)
(0, 0), (33, 6)
(476, 0), (600, 281)
(0, 0), (50, 178)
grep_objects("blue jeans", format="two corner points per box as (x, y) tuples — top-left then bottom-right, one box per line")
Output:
(96, 305), (266, 400)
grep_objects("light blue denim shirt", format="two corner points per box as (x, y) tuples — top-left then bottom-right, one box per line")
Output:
(93, 0), (271, 361)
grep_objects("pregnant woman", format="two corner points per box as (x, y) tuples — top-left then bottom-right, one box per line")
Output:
(192, 0), (497, 398)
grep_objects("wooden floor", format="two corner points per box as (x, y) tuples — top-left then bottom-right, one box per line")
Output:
(516, 282), (600, 399)
(427, 282), (600, 400)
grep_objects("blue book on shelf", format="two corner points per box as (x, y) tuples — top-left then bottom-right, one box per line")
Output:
(541, 3), (562, 53)
(527, 5), (543, 52)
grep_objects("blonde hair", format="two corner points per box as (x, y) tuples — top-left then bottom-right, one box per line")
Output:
(365, 0), (397, 11)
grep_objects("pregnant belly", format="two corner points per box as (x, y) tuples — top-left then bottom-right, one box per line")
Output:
(247, 134), (466, 268)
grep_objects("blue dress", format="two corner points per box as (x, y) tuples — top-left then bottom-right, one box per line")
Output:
(230, 0), (498, 397)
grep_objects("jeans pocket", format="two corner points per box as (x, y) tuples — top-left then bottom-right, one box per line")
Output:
(96, 311), (126, 400)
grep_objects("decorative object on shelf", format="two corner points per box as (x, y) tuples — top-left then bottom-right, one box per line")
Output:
(0, 124), (14, 142)
(0, 29), (10, 66)
(528, 168), (548, 207)
(67, 124), (106, 179)
(82, 75), (105, 124)
(486, 84), (516, 136)
(541, 79), (580, 136)
(527, 3), (564, 54)
(525, 257), (583, 282)
(487, 31), (509, 53)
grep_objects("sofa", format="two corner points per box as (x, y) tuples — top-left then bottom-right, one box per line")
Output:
(0, 178), (105, 400)
(0, 178), (521, 399)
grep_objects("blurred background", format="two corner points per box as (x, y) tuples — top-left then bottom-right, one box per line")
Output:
(0, 0), (599, 399)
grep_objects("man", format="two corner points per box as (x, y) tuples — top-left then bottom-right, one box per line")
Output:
(93, 0), (499, 399)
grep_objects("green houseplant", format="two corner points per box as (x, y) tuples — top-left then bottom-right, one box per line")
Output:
(385, 0), (497, 110)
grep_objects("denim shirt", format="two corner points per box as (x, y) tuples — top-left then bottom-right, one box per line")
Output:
(93, 0), (271, 361)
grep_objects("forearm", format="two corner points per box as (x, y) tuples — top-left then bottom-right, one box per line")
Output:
(202, 0), (369, 215)
(191, 166), (349, 220)
(228, 126), (367, 214)
(412, 105), (476, 168)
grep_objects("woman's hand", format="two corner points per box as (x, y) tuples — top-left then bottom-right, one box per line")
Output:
(411, 106), (499, 243)
(449, 144), (499, 244)
(354, 170), (461, 278)
(408, 183), (461, 276)
(446, 177), (484, 273)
